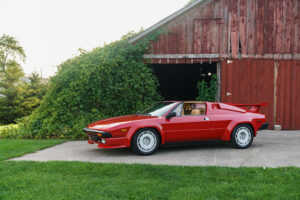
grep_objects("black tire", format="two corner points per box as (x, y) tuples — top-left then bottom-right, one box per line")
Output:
(131, 128), (160, 155)
(231, 124), (254, 149)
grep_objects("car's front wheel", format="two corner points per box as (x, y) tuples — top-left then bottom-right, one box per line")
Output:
(132, 128), (160, 155)
(231, 124), (254, 149)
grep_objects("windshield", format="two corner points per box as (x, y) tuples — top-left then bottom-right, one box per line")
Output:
(138, 102), (178, 117)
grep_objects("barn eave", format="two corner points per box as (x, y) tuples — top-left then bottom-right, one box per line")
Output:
(129, 0), (212, 44)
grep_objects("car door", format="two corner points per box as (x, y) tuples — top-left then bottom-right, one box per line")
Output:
(163, 102), (216, 143)
(163, 116), (210, 143)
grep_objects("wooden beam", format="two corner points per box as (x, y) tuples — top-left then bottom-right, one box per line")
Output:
(145, 54), (300, 60)
(144, 54), (220, 59)
(273, 61), (279, 128)
(216, 62), (222, 102)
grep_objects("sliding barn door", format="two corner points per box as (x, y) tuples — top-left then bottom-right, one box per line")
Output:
(221, 59), (275, 129)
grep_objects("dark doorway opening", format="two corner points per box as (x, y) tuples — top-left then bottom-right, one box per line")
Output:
(149, 63), (217, 101)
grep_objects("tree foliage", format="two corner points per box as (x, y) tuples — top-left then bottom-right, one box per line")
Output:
(0, 35), (26, 124)
(196, 75), (218, 102)
(20, 73), (48, 116)
(0, 35), (47, 125)
(19, 32), (161, 139)
(0, 34), (25, 72)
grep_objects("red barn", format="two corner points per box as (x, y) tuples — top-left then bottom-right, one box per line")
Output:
(130, 0), (300, 130)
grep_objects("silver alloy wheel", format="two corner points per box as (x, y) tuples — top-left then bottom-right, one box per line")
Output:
(235, 127), (252, 147)
(137, 130), (157, 153)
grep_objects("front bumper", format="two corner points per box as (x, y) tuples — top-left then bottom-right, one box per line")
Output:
(83, 128), (127, 149)
(83, 128), (112, 138)
(259, 123), (269, 130)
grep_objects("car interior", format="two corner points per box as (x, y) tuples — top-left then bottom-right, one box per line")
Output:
(181, 102), (206, 116)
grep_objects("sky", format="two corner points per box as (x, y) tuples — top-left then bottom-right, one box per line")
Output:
(0, 0), (188, 78)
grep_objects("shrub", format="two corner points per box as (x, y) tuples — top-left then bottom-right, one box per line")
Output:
(196, 74), (218, 102)
(0, 124), (20, 139)
(19, 33), (161, 139)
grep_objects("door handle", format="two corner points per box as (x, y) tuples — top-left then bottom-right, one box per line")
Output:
(203, 117), (210, 121)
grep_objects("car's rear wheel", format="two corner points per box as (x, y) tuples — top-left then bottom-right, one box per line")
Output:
(132, 128), (160, 155)
(231, 124), (254, 149)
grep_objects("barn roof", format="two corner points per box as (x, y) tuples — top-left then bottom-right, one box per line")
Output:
(129, 0), (211, 43)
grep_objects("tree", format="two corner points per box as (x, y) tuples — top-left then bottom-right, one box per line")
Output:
(196, 75), (218, 102)
(21, 73), (48, 116)
(0, 34), (25, 73)
(0, 34), (26, 124)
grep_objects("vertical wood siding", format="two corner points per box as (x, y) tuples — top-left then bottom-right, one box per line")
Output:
(221, 59), (300, 130)
(148, 0), (299, 59)
(221, 59), (275, 129)
(276, 61), (300, 130)
(144, 0), (300, 130)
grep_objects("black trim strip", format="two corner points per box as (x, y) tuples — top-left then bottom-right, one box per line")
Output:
(83, 128), (112, 138)
(164, 140), (222, 147)
(259, 123), (269, 130)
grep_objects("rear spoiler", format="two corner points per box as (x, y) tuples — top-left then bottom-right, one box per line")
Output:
(228, 103), (268, 113)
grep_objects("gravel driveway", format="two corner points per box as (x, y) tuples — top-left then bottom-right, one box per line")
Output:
(10, 130), (300, 168)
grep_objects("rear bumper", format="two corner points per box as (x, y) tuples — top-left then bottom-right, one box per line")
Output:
(259, 123), (269, 130)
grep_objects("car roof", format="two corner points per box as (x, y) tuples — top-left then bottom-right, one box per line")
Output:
(182, 101), (206, 103)
(160, 101), (206, 103)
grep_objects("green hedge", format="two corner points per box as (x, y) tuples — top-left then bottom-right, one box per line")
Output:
(19, 33), (161, 139)
(0, 124), (19, 139)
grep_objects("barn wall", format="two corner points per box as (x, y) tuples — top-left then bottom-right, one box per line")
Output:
(276, 61), (300, 130)
(141, 0), (300, 129)
(221, 59), (300, 130)
(221, 59), (275, 128)
(148, 0), (300, 59)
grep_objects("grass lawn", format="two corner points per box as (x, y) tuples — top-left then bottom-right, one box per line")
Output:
(0, 139), (68, 161)
(1, 140), (299, 200)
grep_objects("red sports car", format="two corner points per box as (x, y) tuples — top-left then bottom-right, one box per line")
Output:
(84, 101), (268, 155)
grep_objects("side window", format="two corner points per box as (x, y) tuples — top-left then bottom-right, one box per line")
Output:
(172, 104), (183, 117)
(183, 103), (192, 116)
(183, 103), (206, 116)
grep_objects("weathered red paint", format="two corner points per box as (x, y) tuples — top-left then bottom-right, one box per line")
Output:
(85, 101), (267, 150)
(221, 59), (300, 130)
(221, 59), (275, 129)
(143, 0), (299, 63)
(276, 61), (300, 130)
(135, 0), (300, 130)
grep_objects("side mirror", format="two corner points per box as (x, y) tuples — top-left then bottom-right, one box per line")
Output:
(166, 112), (176, 119)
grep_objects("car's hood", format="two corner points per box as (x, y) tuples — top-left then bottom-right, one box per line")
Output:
(88, 115), (158, 130)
